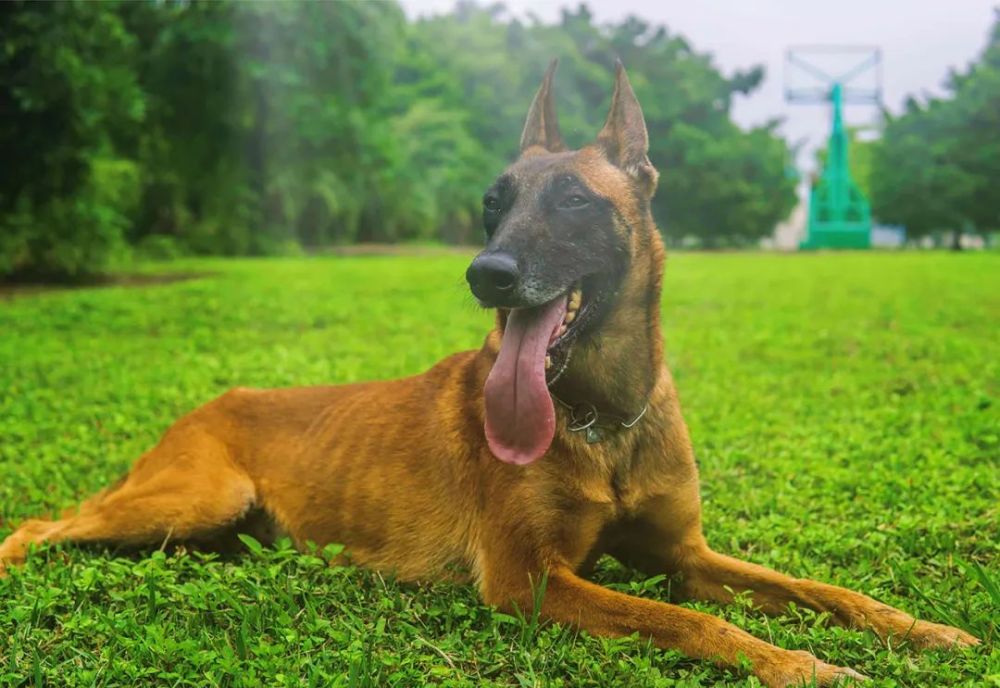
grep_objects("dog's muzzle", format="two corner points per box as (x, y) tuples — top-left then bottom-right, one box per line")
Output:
(466, 252), (520, 307)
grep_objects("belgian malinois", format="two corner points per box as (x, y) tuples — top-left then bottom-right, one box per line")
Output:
(0, 62), (978, 685)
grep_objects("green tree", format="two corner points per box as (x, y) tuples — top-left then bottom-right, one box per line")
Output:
(871, 10), (1000, 244)
(406, 3), (797, 246)
(665, 121), (797, 247)
(870, 100), (979, 242)
(0, 1), (144, 277)
(118, 1), (249, 254)
(0, 0), (802, 278)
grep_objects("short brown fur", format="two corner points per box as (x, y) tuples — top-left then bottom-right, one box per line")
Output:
(0, 61), (978, 686)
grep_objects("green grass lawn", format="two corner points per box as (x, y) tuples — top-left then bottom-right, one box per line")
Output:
(1, 252), (997, 687)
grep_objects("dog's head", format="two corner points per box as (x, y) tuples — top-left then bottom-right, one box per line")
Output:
(468, 60), (659, 465)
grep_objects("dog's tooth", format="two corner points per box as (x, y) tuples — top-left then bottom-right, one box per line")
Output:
(569, 290), (582, 310)
(564, 310), (576, 324)
(545, 355), (552, 369)
(557, 325), (567, 337)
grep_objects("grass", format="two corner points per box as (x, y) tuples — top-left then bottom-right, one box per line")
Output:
(0, 251), (997, 687)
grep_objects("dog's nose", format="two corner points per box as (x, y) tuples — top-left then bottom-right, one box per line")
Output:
(466, 252), (520, 304)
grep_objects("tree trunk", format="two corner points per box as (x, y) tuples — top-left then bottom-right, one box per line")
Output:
(951, 229), (963, 251)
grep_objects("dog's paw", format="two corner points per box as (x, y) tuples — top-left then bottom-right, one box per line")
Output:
(757, 650), (868, 687)
(905, 620), (980, 649)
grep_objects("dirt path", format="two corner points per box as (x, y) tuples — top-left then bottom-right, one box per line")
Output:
(324, 243), (477, 256)
(0, 272), (212, 301)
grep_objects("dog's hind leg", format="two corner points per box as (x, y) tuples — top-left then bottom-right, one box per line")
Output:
(0, 428), (256, 574)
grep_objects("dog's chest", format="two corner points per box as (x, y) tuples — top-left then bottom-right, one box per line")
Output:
(571, 438), (664, 509)
(555, 449), (662, 530)
(532, 425), (688, 570)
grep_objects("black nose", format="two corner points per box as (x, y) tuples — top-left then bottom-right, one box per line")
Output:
(466, 252), (520, 304)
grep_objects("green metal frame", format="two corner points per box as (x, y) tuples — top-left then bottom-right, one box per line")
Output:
(785, 47), (881, 250)
(802, 84), (871, 249)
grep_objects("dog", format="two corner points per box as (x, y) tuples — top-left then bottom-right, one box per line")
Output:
(0, 61), (979, 686)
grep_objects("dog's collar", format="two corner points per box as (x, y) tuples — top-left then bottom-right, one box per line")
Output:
(546, 339), (648, 443)
(552, 394), (648, 444)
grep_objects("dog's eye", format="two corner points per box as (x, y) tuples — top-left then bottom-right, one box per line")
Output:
(560, 194), (590, 210)
(483, 194), (502, 238)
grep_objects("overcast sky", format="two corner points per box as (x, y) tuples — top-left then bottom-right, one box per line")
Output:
(399, 0), (998, 171)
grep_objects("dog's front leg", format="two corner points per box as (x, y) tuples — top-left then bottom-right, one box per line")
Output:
(481, 564), (867, 687)
(672, 545), (980, 650)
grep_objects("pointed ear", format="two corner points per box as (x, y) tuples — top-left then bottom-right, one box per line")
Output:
(520, 59), (566, 153)
(596, 61), (657, 193)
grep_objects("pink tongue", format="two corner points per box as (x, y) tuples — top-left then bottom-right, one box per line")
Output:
(484, 297), (568, 465)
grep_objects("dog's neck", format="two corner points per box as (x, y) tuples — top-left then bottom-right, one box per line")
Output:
(550, 225), (666, 420)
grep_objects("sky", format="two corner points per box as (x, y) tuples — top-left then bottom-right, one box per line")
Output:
(399, 0), (998, 172)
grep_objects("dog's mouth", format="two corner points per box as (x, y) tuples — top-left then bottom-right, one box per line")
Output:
(543, 276), (610, 379)
(483, 277), (608, 466)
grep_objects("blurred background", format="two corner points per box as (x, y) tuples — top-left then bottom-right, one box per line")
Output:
(1, 1), (998, 281)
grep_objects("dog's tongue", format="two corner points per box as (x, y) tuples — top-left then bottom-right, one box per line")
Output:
(484, 297), (567, 465)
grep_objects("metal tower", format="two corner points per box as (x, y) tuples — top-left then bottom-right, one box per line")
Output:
(785, 47), (882, 249)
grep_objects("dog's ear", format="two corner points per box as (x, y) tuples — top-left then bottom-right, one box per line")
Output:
(520, 59), (566, 153)
(596, 61), (658, 194)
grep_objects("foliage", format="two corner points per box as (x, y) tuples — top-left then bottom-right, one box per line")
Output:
(0, 1), (798, 278)
(0, 2), (145, 277)
(663, 121), (796, 247)
(410, 4), (797, 246)
(0, 252), (997, 685)
(870, 10), (1000, 240)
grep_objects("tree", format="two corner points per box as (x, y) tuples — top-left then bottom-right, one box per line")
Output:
(871, 10), (1000, 244)
(664, 122), (797, 247)
(870, 101), (979, 242)
(0, 0), (801, 278)
(0, 2), (144, 277)
(119, 1), (248, 253)
(406, 3), (797, 246)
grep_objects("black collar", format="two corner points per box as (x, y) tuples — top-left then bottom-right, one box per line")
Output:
(552, 394), (648, 444)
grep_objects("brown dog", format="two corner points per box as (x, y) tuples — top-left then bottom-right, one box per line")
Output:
(0, 62), (978, 685)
